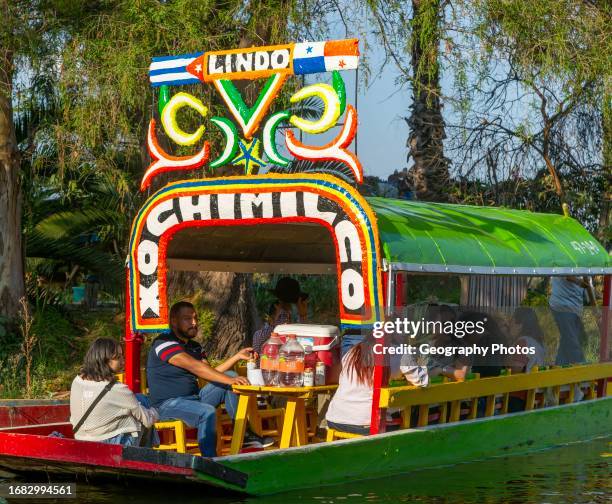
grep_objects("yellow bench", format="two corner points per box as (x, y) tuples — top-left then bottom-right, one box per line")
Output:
(154, 419), (199, 454)
(379, 363), (612, 429)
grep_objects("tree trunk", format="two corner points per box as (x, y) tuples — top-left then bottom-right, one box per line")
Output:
(406, 0), (450, 202)
(168, 271), (259, 360)
(203, 273), (258, 359)
(599, 92), (611, 248)
(0, 47), (25, 319)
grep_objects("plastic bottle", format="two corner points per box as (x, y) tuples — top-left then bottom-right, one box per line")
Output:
(279, 334), (305, 387)
(303, 345), (317, 370)
(261, 333), (283, 386)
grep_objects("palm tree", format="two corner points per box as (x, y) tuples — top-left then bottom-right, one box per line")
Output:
(406, 0), (451, 202)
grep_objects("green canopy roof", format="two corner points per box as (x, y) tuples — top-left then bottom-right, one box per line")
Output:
(367, 197), (611, 275)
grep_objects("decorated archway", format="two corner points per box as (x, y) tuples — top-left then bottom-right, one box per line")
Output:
(123, 38), (386, 393)
(127, 173), (384, 333)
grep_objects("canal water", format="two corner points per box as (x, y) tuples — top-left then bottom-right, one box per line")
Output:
(2, 437), (610, 503)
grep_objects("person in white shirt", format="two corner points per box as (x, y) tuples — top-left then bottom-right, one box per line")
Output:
(507, 307), (547, 412)
(70, 338), (158, 446)
(326, 334), (402, 435)
(508, 307), (546, 374)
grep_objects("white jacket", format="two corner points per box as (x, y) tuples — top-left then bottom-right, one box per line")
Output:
(70, 376), (158, 442)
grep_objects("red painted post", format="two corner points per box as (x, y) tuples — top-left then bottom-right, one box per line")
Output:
(370, 269), (391, 435)
(597, 275), (610, 398)
(395, 272), (405, 307)
(124, 268), (142, 393)
(381, 270), (388, 307)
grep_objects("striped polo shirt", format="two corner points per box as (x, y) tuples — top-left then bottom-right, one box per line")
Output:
(146, 332), (207, 407)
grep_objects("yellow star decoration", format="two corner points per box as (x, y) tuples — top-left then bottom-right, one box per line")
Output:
(232, 138), (265, 175)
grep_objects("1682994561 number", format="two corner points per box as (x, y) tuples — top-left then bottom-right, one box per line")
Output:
(0, 483), (76, 499)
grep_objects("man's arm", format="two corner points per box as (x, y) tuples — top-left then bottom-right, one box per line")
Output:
(215, 348), (255, 373)
(168, 353), (249, 385)
(566, 276), (596, 306)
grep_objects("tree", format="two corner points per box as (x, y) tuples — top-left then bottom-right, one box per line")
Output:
(0, 0), (56, 318)
(52, 0), (295, 358)
(0, 35), (24, 319)
(406, 0), (451, 202)
(368, 0), (451, 201)
(448, 0), (610, 237)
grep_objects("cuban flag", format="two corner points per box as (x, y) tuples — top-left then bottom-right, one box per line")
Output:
(293, 39), (359, 75)
(148, 52), (203, 87)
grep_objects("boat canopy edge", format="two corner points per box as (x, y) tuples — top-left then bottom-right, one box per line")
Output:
(368, 197), (611, 272)
(391, 262), (612, 276)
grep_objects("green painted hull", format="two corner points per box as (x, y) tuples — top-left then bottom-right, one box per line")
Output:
(199, 397), (611, 495)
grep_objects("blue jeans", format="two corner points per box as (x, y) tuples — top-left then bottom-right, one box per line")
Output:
(552, 309), (585, 365)
(100, 432), (140, 446)
(157, 371), (238, 457)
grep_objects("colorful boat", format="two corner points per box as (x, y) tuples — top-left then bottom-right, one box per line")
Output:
(1, 38), (610, 496)
(1, 190), (610, 494)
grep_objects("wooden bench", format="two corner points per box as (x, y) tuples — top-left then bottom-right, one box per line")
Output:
(379, 363), (612, 429)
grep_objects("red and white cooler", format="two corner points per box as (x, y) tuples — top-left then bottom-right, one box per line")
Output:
(273, 324), (340, 384)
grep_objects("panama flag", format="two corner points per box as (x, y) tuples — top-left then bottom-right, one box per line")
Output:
(293, 39), (359, 75)
(149, 52), (203, 87)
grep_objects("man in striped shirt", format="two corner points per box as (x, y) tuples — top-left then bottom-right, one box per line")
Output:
(147, 301), (270, 456)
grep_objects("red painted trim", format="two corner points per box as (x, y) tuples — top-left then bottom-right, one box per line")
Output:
(381, 271), (388, 308)
(0, 405), (69, 429)
(395, 273), (405, 307)
(0, 432), (193, 476)
(2, 423), (74, 437)
(600, 275), (610, 363)
(125, 268), (142, 393)
(125, 333), (142, 393)
(370, 271), (389, 435)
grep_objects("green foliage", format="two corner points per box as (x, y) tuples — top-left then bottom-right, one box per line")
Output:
(472, 0), (610, 92)
(449, 0), (610, 216)
(0, 306), (81, 398)
(405, 275), (462, 304)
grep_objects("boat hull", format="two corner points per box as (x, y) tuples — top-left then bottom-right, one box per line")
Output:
(0, 398), (609, 496)
(204, 397), (612, 495)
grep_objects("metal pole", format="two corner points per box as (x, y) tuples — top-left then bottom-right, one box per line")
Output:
(354, 68), (359, 158)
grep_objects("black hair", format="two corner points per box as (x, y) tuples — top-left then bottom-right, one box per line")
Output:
(80, 338), (122, 382)
(425, 303), (457, 324)
(511, 307), (544, 343)
(264, 302), (279, 323)
(170, 301), (195, 320)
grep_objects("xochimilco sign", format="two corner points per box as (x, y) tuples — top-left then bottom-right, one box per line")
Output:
(127, 39), (384, 333)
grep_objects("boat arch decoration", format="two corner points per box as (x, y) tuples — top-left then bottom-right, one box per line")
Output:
(143, 38), (363, 190)
(127, 174), (384, 333)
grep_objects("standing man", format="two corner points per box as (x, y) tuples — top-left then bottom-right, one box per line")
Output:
(147, 301), (272, 457)
(549, 276), (594, 365)
(252, 277), (308, 356)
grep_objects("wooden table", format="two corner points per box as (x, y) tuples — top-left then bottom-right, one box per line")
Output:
(230, 384), (338, 454)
